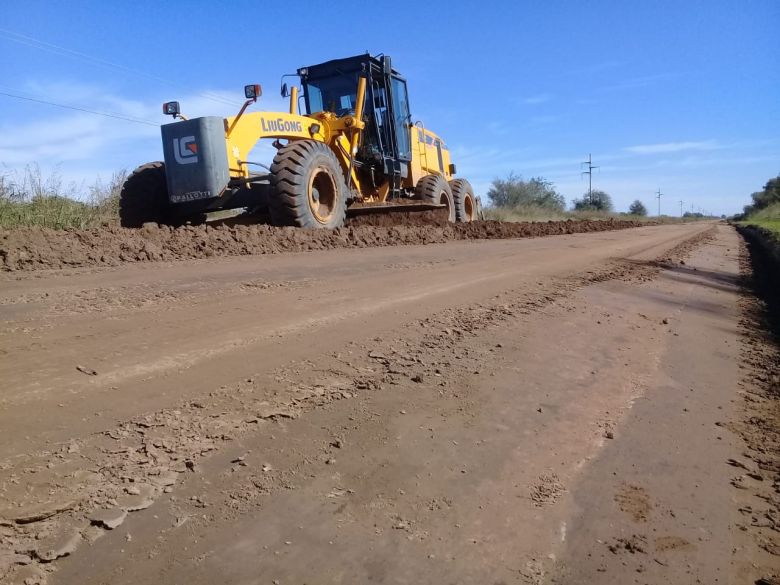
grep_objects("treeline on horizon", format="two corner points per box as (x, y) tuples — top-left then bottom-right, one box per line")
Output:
(485, 172), (716, 219)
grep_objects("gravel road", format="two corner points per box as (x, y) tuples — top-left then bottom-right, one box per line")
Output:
(1, 222), (777, 584)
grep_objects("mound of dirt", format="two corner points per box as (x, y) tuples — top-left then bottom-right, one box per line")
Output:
(345, 209), (450, 227)
(0, 219), (649, 272)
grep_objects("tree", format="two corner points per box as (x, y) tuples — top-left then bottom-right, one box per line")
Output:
(572, 189), (614, 212)
(750, 176), (780, 211)
(738, 175), (780, 219)
(487, 173), (566, 211)
(628, 200), (648, 216)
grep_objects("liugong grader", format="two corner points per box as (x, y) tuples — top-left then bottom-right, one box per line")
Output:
(120, 53), (478, 229)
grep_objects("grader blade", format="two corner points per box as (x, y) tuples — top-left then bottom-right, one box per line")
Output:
(346, 201), (447, 216)
(345, 202), (451, 227)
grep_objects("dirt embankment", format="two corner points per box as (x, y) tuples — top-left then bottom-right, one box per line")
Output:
(734, 232), (780, 565)
(0, 218), (648, 272)
(737, 224), (780, 309)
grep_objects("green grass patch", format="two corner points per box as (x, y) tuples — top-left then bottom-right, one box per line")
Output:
(0, 165), (123, 229)
(742, 219), (780, 238)
(740, 202), (780, 238)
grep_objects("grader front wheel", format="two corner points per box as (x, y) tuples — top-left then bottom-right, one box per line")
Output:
(269, 140), (348, 229)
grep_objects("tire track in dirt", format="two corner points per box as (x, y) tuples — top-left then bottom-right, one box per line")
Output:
(0, 278), (315, 321)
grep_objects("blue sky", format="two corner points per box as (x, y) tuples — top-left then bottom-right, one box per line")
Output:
(1, 0), (778, 215)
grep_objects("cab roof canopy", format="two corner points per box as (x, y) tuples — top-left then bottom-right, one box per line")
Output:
(297, 53), (403, 80)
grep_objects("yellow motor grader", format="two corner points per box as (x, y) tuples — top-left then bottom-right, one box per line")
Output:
(119, 53), (478, 228)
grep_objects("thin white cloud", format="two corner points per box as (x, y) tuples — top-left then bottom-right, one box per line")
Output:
(527, 114), (561, 126)
(522, 93), (553, 105)
(0, 111), (157, 165)
(624, 140), (721, 155)
(486, 120), (510, 136)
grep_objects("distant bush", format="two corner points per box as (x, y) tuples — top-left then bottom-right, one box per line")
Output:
(628, 200), (648, 216)
(0, 165), (124, 229)
(572, 189), (614, 212)
(487, 173), (566, 211)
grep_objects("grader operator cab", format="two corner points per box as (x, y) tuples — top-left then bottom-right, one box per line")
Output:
(119, 53), (479, 229)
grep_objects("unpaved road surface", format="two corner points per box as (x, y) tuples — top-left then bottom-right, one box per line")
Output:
(1, 222), (778, 584)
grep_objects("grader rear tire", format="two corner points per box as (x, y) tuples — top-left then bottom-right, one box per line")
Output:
(416, 174), (455, 222)
(450, 178), (476, 222)
(119, 162), (171, 228)
(269, 140), (348, 229)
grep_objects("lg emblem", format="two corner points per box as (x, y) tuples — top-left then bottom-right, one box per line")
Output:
(173, 136), (198, 164)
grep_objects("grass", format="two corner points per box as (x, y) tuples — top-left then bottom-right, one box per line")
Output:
(747, 220), (780, 237)
(483, 205), (571, 222)
(741, 202), (780, 238)
(0, 165), (124, 229)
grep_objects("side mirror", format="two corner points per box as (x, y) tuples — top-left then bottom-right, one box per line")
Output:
(383, 56), (392, 75)
(281, 82), (289, 98)
(244, 84), (262, 100)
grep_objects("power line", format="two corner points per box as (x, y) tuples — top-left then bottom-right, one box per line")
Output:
(656, 188), (662, 216)
(580, 154), (599, 205)
(0, 27), (243, 108)
(0, 27), (241, 107)
(0, 90), (159, 126)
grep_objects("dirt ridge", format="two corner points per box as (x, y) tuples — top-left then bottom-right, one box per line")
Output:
(0, 219), (649, 272)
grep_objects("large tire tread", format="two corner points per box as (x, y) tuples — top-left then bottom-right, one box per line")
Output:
(416, 174), (455, 222)
(269, 140), (348, 228)
(119, 162), (171, 228)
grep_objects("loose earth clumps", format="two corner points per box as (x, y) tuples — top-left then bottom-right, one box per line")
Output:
(0, 218), (647, 272)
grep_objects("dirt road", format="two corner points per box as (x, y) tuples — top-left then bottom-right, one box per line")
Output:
(1, 222), (777, 584)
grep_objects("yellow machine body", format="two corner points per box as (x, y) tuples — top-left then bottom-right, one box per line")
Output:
(224, 97), (453, 204)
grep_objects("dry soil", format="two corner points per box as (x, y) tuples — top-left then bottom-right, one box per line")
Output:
(0, 221), (777, 584)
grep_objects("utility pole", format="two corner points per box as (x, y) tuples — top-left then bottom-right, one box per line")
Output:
(679, 200), (684, 217)
(581, 154), (599, 205)
(656, 188), (662, 216)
